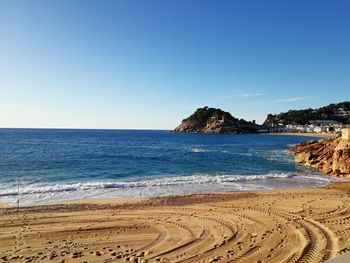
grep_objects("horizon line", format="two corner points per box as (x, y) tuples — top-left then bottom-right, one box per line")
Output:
(0, 127), (172, 131)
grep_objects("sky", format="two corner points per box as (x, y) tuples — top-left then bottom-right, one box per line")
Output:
(0, 0), (350, 129)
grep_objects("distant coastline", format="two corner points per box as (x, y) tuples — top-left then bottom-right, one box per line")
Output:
(264, 132), (338, 138)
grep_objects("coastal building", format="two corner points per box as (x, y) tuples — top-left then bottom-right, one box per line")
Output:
(296, 126), (306, 132)
(335, 127), (343, 133)
(307, 126), (315, 133)
(266, 119), (343, 134)
(207, 115), (225, 128)
(334, 108), (350, 117)
(309, 120), (341, 126)
(342, 127), (350, 142)
(314, 126), (326, 133)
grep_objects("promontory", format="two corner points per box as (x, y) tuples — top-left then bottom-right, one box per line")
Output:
(174, 106), (260, 134)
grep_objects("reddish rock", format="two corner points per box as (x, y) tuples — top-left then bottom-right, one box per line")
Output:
(291, 136), (350, 178)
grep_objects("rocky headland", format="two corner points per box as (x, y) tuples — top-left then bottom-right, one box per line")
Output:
(291, 136), (350, 178)
(174, 106), (260, 134)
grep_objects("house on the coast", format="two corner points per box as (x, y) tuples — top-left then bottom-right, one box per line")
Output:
(207, 115), (225, 128)
(266, 120), (343, 134)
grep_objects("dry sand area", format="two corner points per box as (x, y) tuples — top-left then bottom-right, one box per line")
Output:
(1, 183), (350, 263)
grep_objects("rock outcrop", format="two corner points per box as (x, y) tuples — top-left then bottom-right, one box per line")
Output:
(291, 136), (350, 177)
(174, 107), (260, 134)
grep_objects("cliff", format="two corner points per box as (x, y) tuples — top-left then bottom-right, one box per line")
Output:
(291, 136), (350, 178)
(174, 107), (260, 134)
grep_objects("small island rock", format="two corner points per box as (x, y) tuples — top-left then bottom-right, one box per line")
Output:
(174, 106), (260, 134)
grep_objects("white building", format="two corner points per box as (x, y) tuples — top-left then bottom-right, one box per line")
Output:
(314, 126), (326, 133)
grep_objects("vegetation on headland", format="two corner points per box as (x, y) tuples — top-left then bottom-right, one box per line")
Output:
(184, 107), (235, 123)
(264, 101), (350, 126)
(174, 102), (350, 134)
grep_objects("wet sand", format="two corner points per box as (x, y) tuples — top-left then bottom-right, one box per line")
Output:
(1, 182), (350, 262)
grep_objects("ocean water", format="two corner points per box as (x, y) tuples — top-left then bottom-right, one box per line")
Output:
(0, 129), (339, 205)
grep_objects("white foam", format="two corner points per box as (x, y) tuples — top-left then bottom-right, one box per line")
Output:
(189, 148), (208, 153)
(0, 173), (311, 196)
(0, 172), (335, 205)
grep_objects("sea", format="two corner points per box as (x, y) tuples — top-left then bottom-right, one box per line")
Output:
(0, 129), (341, 206)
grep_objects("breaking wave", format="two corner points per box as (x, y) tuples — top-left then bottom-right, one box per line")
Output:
(0, 172), (299, 197)
(189, 148), (208, 153)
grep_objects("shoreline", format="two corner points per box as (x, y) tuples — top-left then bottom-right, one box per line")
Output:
(0, 181), (342, 210)
(1, 173), (333, 208)
(0, 179), (346, 210)
(2, 182), (350, 262)
(263, 132), (338, 138)
(0, 183), (332, 210)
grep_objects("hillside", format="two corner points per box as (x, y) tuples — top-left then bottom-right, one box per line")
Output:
(264, 101), (350, 126)
(174, 107), (260, 134)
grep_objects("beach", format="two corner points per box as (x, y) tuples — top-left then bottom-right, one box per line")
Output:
(2, 182), (350, 262)
(2, 0), (350, 262)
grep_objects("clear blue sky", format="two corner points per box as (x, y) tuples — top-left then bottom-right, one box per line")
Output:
(1, 0), (349, 129)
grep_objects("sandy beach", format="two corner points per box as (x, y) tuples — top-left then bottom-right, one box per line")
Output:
(1, 182), (350, 263)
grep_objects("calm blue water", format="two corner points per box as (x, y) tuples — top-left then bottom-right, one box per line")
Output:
(0, 129), (336, 205)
